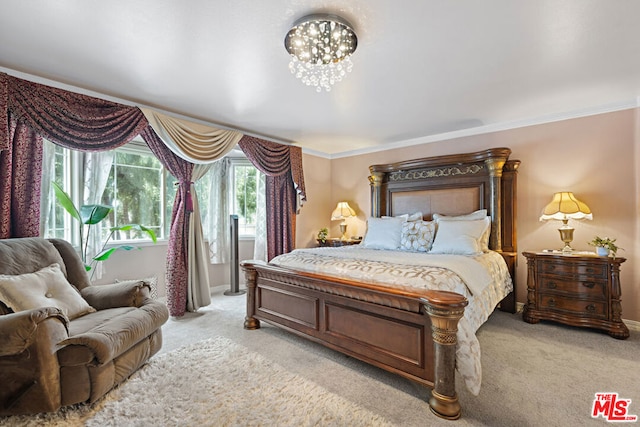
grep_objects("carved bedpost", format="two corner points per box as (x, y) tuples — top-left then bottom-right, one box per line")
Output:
(522, 253), (539, 324)
(421, 291), (468, 420)
(484, 156), (507, 252)
(241, 260), (261, 330)
(368, 171), (384, 217)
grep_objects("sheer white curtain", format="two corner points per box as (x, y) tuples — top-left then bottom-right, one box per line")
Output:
(83, 150), (114, 279)
(207, 158), (230, 264)
(253, 171), (267, 261)
(187, 163), (213, 311)
(39, 140), (56, 237)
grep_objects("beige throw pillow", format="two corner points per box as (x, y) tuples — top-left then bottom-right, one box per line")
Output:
(0, 263), (95, 320)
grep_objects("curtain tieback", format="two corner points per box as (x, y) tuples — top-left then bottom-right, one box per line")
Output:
(178, 181), (195, 212)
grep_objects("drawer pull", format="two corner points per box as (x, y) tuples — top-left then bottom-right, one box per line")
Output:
(582, 282), (596, 289)
(547, 282), (557, 289)
(548, 298), (556, 307)
(586, 268), (595, 274)
(586, 304), (596, 312)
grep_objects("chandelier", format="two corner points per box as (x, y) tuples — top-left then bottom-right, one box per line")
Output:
(284, 14), (358, 92)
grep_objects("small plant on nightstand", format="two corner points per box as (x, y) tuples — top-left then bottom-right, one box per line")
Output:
(588, 236), (623, 257)
(317, 227), (329, 243)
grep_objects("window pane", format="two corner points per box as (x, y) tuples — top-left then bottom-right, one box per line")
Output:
(233, 164), (257, 236)
(102, 149), (163, 241)
(45, 143), (73, 241)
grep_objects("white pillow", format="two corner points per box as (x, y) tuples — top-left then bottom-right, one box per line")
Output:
(0, 263), (95, 320)
(432, 209), (487, 222)
(433, 209), (490, 251)
(362, 217), (404, 250)
(401, 220), (436, 252)
(429, 217), (491, 255)
(383, 211), (423, 222)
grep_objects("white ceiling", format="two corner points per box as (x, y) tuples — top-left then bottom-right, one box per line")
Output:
(2, 1), (640, 157)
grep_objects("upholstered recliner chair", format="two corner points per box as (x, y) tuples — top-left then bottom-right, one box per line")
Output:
(0, 237), (169, 416)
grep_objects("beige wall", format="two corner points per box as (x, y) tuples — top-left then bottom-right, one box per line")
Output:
(297, 108), (640, 323)
(296, 155), (333, 247)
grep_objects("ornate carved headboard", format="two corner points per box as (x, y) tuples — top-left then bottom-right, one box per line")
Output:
(368, 148), (520, 311)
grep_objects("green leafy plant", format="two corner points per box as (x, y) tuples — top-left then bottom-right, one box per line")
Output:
(52, 182), (157, 276)
(587, 236), (623, 257)
(317, 227), (329, 243)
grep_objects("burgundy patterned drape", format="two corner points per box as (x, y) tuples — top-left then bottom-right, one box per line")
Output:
(238, 135), (306, 260)
(0, 118), (43, 238)
(0, 75), (8, 152)
(141, 126), (193, 317)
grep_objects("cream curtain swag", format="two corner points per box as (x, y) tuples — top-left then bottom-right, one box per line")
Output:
(141, 108), (242, 164)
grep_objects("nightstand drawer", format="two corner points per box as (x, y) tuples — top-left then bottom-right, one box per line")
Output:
(539, 277), (606, 299)
(538, 260), (607, 279)
(539, 295), (607, 319)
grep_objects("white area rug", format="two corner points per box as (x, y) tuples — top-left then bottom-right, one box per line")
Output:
(0, 337), (394, 427)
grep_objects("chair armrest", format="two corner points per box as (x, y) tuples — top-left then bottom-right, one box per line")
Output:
(0, 307), (69, 357)
(80, 280), (151, 310)
(0, 308), (69, 415)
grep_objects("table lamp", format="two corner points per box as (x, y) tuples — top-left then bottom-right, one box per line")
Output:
(331, 202), (356, 240)
(539, 191), (593, 254)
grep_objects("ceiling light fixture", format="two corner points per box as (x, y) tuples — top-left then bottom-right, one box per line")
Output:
(284, 13), (358, 92)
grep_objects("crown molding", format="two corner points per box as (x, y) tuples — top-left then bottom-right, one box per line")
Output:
(320, 99), (640, 159)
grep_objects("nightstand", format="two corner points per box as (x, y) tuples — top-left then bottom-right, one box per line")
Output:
(317, 238), (361, 247)
(522, 251), (629, 339)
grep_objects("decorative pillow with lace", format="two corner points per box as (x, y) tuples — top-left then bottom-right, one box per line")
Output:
(401, 220), (436, 252)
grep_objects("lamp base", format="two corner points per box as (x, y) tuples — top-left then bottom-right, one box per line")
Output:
(558, 221), (574, 254)
(340, 223), (348, 240)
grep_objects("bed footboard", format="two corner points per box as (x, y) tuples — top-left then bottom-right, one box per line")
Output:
(242, 260), (468, 420)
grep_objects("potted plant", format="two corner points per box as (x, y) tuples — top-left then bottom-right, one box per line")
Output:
(587, 236), (622, 257)
(53, 182), (157, 278)
(317, 227), (329, 243)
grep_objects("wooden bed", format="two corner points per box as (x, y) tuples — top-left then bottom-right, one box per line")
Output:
(241, 147), (519, 420)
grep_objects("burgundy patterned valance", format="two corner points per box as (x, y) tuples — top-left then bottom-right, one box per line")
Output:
(1, 73), (146, 151)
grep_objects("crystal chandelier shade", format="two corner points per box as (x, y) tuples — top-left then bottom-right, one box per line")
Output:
(284, 14), (357, 92)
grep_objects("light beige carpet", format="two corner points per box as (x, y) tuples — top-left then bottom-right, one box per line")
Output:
(0, 337), (394, 427)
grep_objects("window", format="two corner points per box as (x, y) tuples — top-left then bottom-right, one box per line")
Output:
(43, 140), (169, 244)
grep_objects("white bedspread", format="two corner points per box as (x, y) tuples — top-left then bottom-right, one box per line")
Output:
(269, 246), (513, 395)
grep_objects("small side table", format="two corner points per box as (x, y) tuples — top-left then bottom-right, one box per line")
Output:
(522, 251), (629, 339)
(317, 238), (361, 247)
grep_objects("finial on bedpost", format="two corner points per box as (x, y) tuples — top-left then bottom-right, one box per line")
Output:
(421, 290), (468, 420)
(484, 157), (507, 252)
